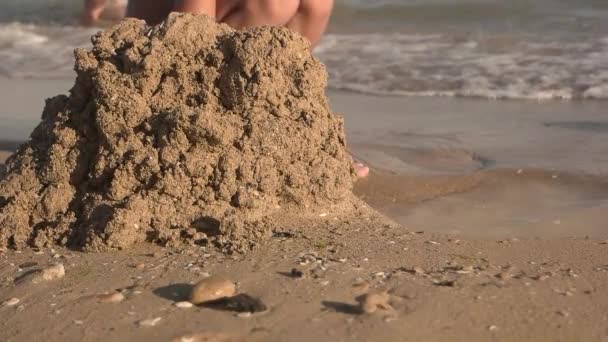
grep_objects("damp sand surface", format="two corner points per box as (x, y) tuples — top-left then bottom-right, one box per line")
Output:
(1, 221), (607, 342)
(2, 58), (608, 342)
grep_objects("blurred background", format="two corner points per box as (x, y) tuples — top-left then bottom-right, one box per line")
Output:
(2, 0), (608, 99)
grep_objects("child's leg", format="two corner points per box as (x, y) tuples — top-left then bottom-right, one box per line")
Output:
(216, 0), (332, 47)
(218, 0), (300, 30)
(127, 0), (332, 46)
(127, 0), (175, 25)
(286, 0), (334, 46)
(173, 0), (216, 17)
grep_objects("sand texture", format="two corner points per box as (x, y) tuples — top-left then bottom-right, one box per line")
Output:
(1, 221), (607, 342)
(0, 14), (355, 252)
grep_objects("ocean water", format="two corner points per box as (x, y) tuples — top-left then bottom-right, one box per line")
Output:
(1, 0), (608, 100)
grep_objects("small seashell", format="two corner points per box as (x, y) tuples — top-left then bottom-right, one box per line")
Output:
(97, 292), (125, 303)
(3, 298), (20, 307)
(137, 317), (162, 327)
(174, 301), (193, 308)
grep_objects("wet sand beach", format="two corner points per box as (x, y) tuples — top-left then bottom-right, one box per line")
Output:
(1, 1), (608, 339)
(3, 77), (607, 239)
(1, 72), (608, 341)
(1, 214), (607, 341)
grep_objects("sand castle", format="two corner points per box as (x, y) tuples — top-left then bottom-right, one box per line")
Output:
(0, 14), (356, 253)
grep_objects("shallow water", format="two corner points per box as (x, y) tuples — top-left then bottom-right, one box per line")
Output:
(355, 169), (608, 238)
(333, 92), (608, 175)
(333, 92), (608, 238)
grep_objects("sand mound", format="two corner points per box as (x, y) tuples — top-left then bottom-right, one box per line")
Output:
(0, 14), (356, 252)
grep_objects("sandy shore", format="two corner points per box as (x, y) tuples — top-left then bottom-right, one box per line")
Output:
(2, 77), (607, 238)
(1, 216), (607, 341)
(1, 78), (608, 341)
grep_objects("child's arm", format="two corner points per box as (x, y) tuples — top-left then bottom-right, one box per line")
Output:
(173, 0), (216, 17)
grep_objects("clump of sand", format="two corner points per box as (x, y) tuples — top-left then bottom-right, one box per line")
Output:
(0, 14), (356, 252)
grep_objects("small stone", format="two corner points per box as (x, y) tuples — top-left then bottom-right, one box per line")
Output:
(401, 266), (425, 275)
(73, 320), (84, 325)
(40, 264), (65, 281)
(97, 292), (125, 303)
(372, 271), (387, 279)
(495, 271), (510, 280)
(130, 262), (145, 269)
(534, 273), (550, 281)
(3, 298), (20, 307)
(18, 264), (66, 284)
(458, 265), (474, 274)
(137, 317), (162, 327)
(190, 277), (236, 304)
(356, 291), (393, 314)
(488, 325), (498, 331)
(174, 301), (194, 308)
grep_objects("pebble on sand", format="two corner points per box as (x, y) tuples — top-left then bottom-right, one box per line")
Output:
(18, 264), (66, 284)
(137, 317), (162, 327)
(190, 277), (236, 305)
(2, 298), (20, 307)
(174, 301), (194, 308)
(356, 291), (394, 314)
(39, 264), (65, 281)
(495, 271), (511, 280)
(130, 262), (146, 269)
(97, 292), (125, 303)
